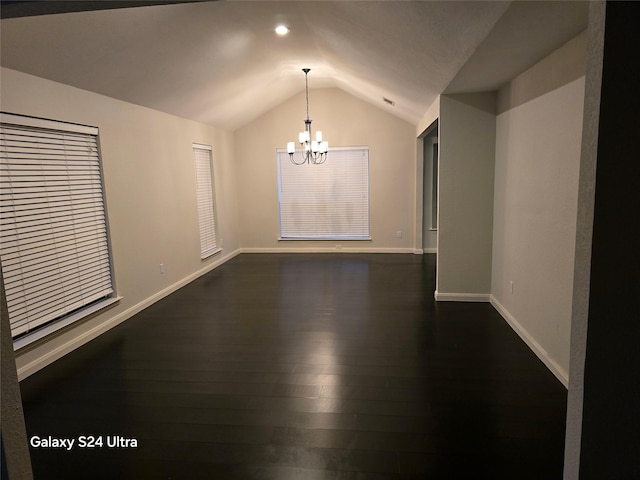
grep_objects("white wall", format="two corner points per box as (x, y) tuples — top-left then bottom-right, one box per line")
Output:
(490, 34), (586, 384)
(1, 68), (240, 378)
(235, 88), (417, 252)
(564, 7), (604, 477)
(437, 93), (496, 300)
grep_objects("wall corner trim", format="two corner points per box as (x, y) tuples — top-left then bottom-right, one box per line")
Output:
(434, 292), (491, 302)
(17, 248), (242, 380)
(490, 295), (569, 387)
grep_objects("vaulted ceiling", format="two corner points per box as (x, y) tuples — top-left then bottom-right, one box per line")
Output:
(0, 1), (588, 130)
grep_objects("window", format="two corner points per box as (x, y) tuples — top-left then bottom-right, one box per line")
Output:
(277, 147), (370, 240)
(0, 113), (115, 345)
(192, 143), (218, 258)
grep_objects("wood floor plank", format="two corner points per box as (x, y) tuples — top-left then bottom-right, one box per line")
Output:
(20, 253), (567, 479)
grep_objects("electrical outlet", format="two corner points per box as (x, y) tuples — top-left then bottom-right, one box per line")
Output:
(160, 263), (165, 274)
(396, 230), (403, 238)
(510, 280), (514, 294)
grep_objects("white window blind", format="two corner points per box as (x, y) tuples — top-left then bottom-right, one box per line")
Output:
(277, 147), (370, 240)
(193, 144), (218, 258)
(0, 113), (114, 340)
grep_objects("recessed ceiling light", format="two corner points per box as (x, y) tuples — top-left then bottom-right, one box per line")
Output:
(275, 25), (290, 36)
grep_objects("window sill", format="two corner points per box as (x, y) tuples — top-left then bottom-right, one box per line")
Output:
(13, 296), (122, 350)
(201, 247), (222, 260)
(278, 237), (372, 241)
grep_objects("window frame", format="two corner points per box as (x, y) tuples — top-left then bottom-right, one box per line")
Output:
(276, 146), (371, 241)
(192, 143), (220, 259)
(0, 112), (117, 349)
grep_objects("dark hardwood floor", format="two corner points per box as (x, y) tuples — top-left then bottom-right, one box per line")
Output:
(20, 253), (567, 479)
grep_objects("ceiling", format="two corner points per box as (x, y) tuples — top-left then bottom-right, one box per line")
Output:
(0, 1), (588, 130)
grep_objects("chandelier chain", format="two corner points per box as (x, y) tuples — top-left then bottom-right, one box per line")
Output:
(305, 70), (310, 121)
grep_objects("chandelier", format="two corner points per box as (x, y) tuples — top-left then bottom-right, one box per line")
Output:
(287, 68), (328, 165)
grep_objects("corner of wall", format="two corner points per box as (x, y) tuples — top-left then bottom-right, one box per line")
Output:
(490, 296), (569, 387)
(16, 248), (242, 380)
(416, 96), (440, 137)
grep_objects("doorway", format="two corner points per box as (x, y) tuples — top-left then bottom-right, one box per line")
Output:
(422, 121), (438, 253)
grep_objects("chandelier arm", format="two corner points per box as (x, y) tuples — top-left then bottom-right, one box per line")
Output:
(290, 152), (307, 165)
(311, 151), (327, 165)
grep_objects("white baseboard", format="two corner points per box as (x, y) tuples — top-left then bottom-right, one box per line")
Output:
(240, 247), (417, 254)
(490, 295), (569, 387)
(17, 249), (242, 380)
(434, 291), (491, 302)
(414, 248), (438, 254)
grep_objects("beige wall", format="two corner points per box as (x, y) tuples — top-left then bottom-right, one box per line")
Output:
(235, 88), (417, 252)
(437, 93), (496, 300)
(490, 33), (586, 384)
(1, 68), (240, 378)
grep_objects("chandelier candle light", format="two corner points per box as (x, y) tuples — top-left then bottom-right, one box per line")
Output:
(287, 68), (328, 165)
